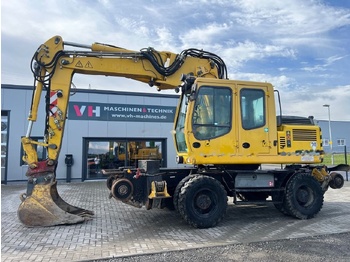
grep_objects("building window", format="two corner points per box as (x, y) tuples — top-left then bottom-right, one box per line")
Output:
(20, 137), (47, 165)
(323, 139), (329, 146)
(85, 139), (165, 179)
(337, 139), (346, 146)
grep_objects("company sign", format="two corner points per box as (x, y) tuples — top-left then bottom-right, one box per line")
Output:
(68, 102), (176, 122)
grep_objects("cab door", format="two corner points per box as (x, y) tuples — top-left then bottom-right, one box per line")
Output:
(186, 85), (237, 164)
(237, 86), (270, 155)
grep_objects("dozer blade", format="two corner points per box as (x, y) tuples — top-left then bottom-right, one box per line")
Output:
(18, 180), (94, 227)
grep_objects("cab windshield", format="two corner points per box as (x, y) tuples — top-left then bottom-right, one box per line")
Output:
(174, 93), (188, 153)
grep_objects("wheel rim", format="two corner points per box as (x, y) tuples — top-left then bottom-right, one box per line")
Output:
(296, 185), (314, 206)
(193, 189), (217, 215)
(111, 179), (133, 201)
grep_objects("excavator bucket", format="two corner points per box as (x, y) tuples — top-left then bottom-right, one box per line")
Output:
(18, 179), (94, 227)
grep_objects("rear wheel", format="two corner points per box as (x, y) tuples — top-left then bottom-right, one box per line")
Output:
(178, 175), (227, 228)
(285, 172), (323, 219)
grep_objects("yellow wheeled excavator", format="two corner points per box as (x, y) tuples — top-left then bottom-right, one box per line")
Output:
(19, 35), (348, 228)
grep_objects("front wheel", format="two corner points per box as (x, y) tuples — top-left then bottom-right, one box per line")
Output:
(272, 191), (290, 216)
(285, 172), (324, 219)
(173, 175), (195, 211)
(274, 202), (291, 216)
(178, 175), (227, 228)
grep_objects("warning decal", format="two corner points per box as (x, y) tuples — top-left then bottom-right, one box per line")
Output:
(75, 61), (83, 68)
(85, 61), (93, 68)
(50, 91), (58, 116)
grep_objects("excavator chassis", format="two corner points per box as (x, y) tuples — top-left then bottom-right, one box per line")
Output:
(106, 161), (348, 228)
(18, 162), (94, 227)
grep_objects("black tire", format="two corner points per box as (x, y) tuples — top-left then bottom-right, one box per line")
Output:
(173, 175), (195, 212)
(106, 175), (115, 190)
(274, 202), (291, 216)
(284, 172), (324, 219)
(178, 175), (227, 228)
(272, 191), (291, 216)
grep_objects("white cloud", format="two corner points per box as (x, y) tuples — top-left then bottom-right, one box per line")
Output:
(280, 85), (350, 121)
(324, 55), (346, 66)
(155, 27), (176, 50)
(230, 0), (350, 48)
(229, 72), (294, 90)
(179, 23), (230, 47)
(220, 41), (296, 69)
(302, 55), (346, 72)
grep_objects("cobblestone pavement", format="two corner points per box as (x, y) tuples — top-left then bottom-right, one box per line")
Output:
(1, 180), (350, 262)
(96, 232), (350, 262)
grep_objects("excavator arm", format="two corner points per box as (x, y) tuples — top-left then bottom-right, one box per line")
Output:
(23, 36), (225, 167)
(18, 35), (226, 227)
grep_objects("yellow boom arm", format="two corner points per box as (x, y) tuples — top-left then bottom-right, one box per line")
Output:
(22, 35), (224, 168)
(18, 35), (226, 227)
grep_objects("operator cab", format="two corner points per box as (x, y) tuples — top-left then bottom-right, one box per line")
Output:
(174, 76), (278, 166)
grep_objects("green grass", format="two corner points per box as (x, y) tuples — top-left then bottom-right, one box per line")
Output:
(322, 153), (350, 166)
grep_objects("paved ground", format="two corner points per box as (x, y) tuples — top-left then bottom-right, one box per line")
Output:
(1, 179), (350, 262)
(97, 232), (350, 262)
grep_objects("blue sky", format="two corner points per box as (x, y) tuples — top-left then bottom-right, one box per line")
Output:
(2, 0), (350, 120)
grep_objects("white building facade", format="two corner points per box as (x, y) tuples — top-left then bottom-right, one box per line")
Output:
(1, 85), (180, 183)
(316, 120), (350, 154)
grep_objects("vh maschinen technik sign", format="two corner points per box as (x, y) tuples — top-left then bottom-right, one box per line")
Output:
(68, 102), (176, 122)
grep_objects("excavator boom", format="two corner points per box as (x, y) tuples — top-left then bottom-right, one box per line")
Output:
(18, 36), (225, 227)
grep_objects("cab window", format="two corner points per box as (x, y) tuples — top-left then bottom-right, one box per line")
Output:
(192, 86), (232, 140)
(240, 88), (265, 130)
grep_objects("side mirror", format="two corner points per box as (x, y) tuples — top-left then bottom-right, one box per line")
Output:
(277, 115), (282, 127)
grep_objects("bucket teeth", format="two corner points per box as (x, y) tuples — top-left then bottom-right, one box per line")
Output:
(18, 181), (94, 227)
